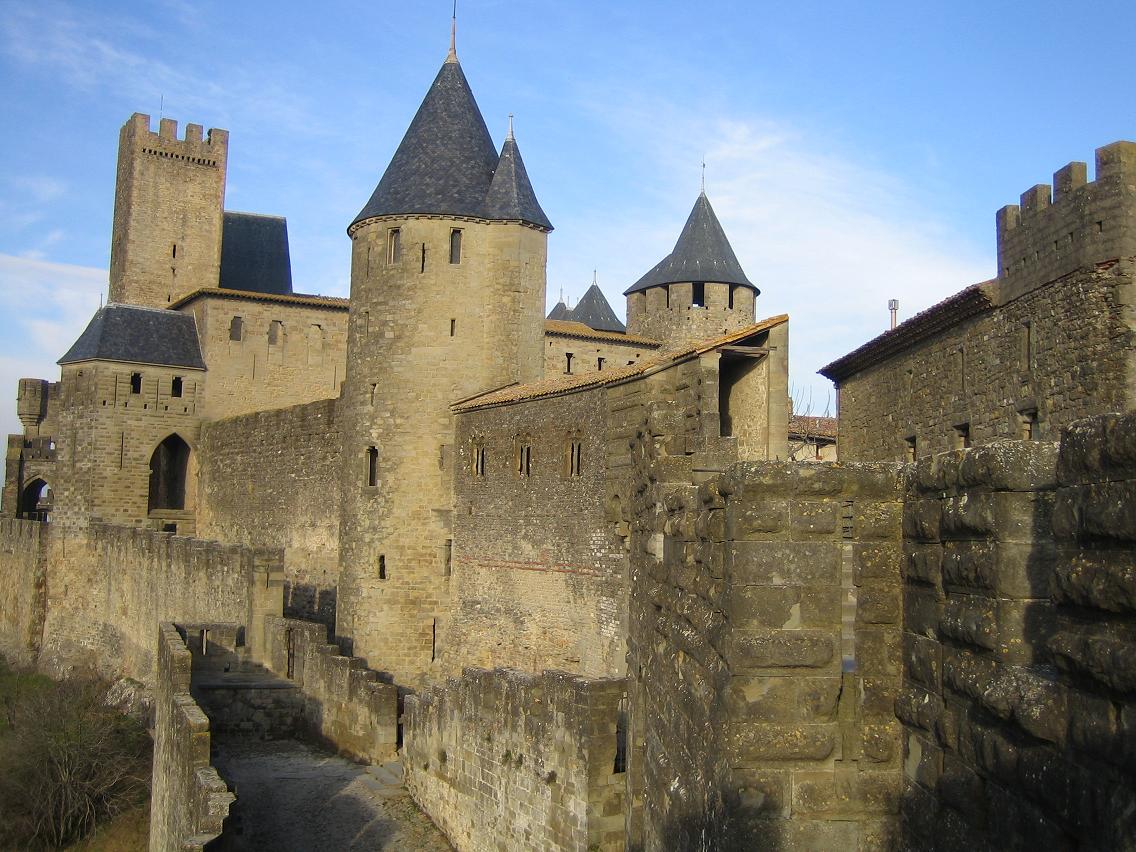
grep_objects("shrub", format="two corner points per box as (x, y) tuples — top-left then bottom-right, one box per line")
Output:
(0, 676), (151, 849)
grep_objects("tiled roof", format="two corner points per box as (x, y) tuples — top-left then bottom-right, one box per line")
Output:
(457, 314), (787, 411)
(170, 288), (349, 311)
(546, 301), (570, 320)
(789, 415), (838, 440)
(566, 283), (626, 332)
(59, 304), (205, 369)
(482, 134), (552, 231)
(625, 192), (756, 294)
(543, 320), (659, 346)
(819, 282), (995, 383)
(219, 212), (293, 296)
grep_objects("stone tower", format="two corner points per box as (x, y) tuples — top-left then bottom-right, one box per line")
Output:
(336, 38), (552, 684)
(108, 113), (229, 308)
(625, 191), (758, 348)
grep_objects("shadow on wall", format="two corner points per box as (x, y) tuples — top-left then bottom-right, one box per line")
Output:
(283, 582), (336, 632)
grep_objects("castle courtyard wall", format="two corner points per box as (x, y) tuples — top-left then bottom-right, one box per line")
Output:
(178, 293), (348, 421)
(836, 260), (1135, 461)
(197, 398), (341, 628)
(542, 328), (658, 378)
(403, 668), (628, 852)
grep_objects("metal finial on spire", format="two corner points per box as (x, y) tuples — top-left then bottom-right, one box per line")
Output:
(592, 269), (597, 286)
(700, 158), (706, 194)
(559, 286), (564, 302)
(446, 1), (458, 62)
(507, 113), (514, 141)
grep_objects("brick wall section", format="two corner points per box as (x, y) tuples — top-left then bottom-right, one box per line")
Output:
(180, 295), (348, 422)
(260, 616), (398, 763)
(149, 623), (233, 852)
(198, 398), (341, 628)
(0, 518), (46, 665)
(403, 668), (628, 852)
(836, 259), (1135, 461)
(897, 423), (1136, 849)
(37, 523), (282, 684)
(628, 461), (904, 850)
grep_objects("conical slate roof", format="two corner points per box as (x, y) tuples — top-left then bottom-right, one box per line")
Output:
(567, 283), (626, 333)
(59, 304), (205, 369)
(483, 134), (553, 230)
(350, 57), (551, 232)
(547, 300), (570, 320)
(624, 192), (756, 295)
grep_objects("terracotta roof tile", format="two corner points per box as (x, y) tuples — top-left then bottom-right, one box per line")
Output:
(789, 415), (837, 440)
(543, 320), (659, 346)
(170, 288), (349, 311)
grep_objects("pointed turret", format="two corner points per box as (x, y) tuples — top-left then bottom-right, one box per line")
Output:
(547, 300), (570, 320)
(567, 280), (625, 333)
(484, 116), (553, 231)
(624, 191), (758, 347)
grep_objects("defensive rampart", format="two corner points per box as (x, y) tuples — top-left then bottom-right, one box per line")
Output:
(404, 668), (628, 852)
(149, 623), (233, 852)
(0, 518), (47, 665)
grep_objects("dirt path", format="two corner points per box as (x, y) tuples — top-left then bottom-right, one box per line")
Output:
(210, 737), (451, 851)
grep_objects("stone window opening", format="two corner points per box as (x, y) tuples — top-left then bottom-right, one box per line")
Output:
(268, 320), (284, 346)
(449, 229), (462, 264)
(171, 376), (183, 398)
(471, 442), (486, 477)
(904, 435), (917, 463)
(516, 438), (532, 477)
(613, 696), (628, 774)
(443, 539), (452, 578)
(566, 437), (583, 478)
(171, 242), (177, 259)
(958, 348), (966, 392)
(130, 372), (142, 394)
(378, 554), (386, 580)
(664, 285), (670, 309)
(420, 243), (426, 273)
(565, 352), (574, 374)
(366, 446), (379, 486)
(450, 319), (456, 337)
(387, 227), (401, 264)
(1020, 322), (1033, 371)
(148, 433), (191, 513)
(728, 285), (735, 309)
(1019, 409), (1040, 440)
(953, 423), (971, 450)
(430, 618), (437, 662)
(692, 281), (705, 307)
(597, 356), (605, 371)
(229, 316), (243, 342)
(370, 383), (378, 405)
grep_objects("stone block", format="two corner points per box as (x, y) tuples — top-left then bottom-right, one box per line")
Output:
(788, 500), (840, 537)
(903, 499), (941, 542)
(1051, 548), (1136, 613)
(853, 500), (902, 540)
(1049, 627), (1136, 694)
(726, 498), (788, 539)
(1056, 411), (1136, 485)
(903, 632), (942, 690)
(861, 720), (901, 764)
(728, 540), (841, 586)
(940, 491), (1053, 542)
(903, 729), (941, 789)
(855, 627), (900, 678)
(729, 722), (839, 762)
(729, 767), (790, 818)
(894, 683), (944, 734)
(903, 586), (942, 640)
(798, 677), (842, 722)
(725, 676), (799, 723)
(941, 540), (1055, 598)
(957, 440), (1059, 491)
(939, 593), (998, 651)
(856, 581), (901, 625)
(904, 544), (942, 588)
(853, 541), (902, 583)
(727, 629), (838, 672)
(1055, 481), (1136, 542)
(937, 753), (987, 827)
(860, 677), (899, 719)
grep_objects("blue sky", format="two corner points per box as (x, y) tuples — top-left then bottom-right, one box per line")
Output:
(1, 0), (1134, 434)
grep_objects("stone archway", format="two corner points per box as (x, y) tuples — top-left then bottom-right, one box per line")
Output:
(17, 477), (51, 521)
(148, 434), (191, 513)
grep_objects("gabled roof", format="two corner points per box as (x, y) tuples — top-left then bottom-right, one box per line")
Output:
(456, 314), (787, 412)
(349, 57), (552, 233)
(59, 304), (205, 370)
(219, 212), (293, 296)
(566, 283), (626, 332)
(483, 134), (552, 231)
(819, 282), (995, 383)
(625, 192), (756, 295)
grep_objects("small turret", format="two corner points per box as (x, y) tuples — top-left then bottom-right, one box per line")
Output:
(625, 191), (757, 347)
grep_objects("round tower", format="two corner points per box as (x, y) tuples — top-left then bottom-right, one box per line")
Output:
(624, 191), (758, 348)
(337, 40), (552, 685)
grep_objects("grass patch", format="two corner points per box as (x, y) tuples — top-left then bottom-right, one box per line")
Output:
(0, 656), (52, 735)
(65, 803), (149, 852)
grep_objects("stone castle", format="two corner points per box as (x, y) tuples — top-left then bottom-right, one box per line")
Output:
(2, 27), (1135, 852)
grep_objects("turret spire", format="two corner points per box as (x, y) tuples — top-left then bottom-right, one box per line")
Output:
(446, 1), (458, 63)
(507, 113), (514, 141)
(700, 158), (706, 194)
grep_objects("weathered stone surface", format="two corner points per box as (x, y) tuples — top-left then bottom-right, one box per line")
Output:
(1051, 549), (1136, 612)
(727, 630), (838, 671)
(729, 540), (841, 586)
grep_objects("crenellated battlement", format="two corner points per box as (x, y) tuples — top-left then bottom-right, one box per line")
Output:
(995, 141), (1136, 303)
(122, 112), (228, 165)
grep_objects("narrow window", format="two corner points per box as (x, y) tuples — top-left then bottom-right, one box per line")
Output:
(1020, 322), (1032, 371)
(171, 243), (177, 259)
(565, 352), (574, 374)
(366, 446), (378, 486)
(728, 285), (735, 309)
(443, 539), (452, 578)
(471, 442), (486, 477)
(430, 618), (437, 662)
(566, 438), (582, 478)
(171, 377), (183, 398)
(130, 373), (142, 394)
(229, 316), (243, 341)
(450, 319), (456, 337)
(665, 285), (670, 309)
(904, 435), (917, 463)
(597, 356), (605, 371)
(387, 228), (401, 264)
(370, 383), (378, 405)
(449, 229), (462, 264)
(692, 281), (705, 307)
(958, 349), (966, 392)
(421, 243), (426, 273)
(268, 320), (283, 345)
(516, 440), (532, 477)
(1019, 409), (1039, 440)
(378, 554), (386, 580)
(613, 697), (629, 774)
(953, 424), (970, 450)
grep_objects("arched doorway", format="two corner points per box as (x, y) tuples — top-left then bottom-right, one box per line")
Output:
(148, 434), (191, 513)
(18, 478), (51, 522)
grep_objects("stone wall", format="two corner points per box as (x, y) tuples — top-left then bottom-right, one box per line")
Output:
(403, 668), (628, 852)
(149, 623), (233, 852)
(37, 523), (281, 684)
(0, 518), (46, 666)
(542, 327), (659, 379)
(261, 616), (398, 763)
(835, 259), (1135, 462)
(897, 420), (1136, 849)
(628, 461), (904, 850)
(625, 282), (756, 349)
(198, 398), (341, 628)
(179, 293), (348, 422)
